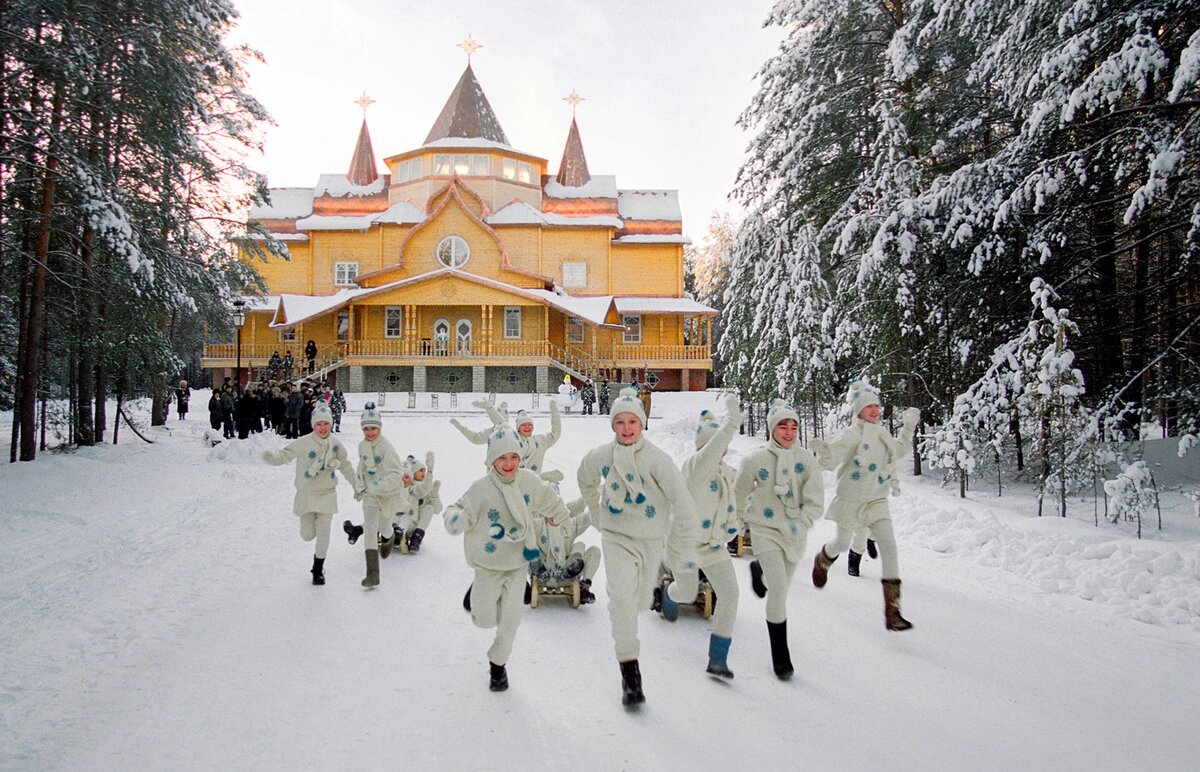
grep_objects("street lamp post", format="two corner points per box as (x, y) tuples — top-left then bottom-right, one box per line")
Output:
(232, 298), (247, 387)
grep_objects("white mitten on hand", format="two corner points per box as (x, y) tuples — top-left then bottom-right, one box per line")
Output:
(902, 407), (921, 428)
(567, 497), (586, 517)
(425, 451), (435, 471)
(261, 450), (282, 465)
(724, 394), (744, 422)
(472, 399), (490, 410)
(540, 469), (565, 483)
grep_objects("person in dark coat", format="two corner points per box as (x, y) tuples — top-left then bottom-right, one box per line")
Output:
(304, 339), (317, 375)
(598, 378), (610, 415)
(220, 386), (235, 439)
(580, 379), (596, 415)
(267, 351), (282, 380)
(299, 390), (315, 436)
(285, 388), (302, 439)
(236, 390), (258, 440)
(175, 380), (191, 420)
(208, 389), (222, 431)
(269, 387), (286, 434)
(282, 351), (294, 380)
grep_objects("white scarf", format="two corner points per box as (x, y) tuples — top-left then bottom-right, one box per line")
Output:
(767, 438), (805, 521)
(704, 460), (738, 548)
(303, 435), (340, 481)
(488, 468), (541, 558)
(606, 436), (647, 514)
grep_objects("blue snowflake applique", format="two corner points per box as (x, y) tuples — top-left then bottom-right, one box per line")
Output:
(869, 463), (877, 471)
(374, 455), (382, 463)
(487, 508), (501, 523)
(709, 480), (719, 492)
(645, 505), (657, 519)
(757, 468), (769, 481)
(484, 542), (497, 554)
(601, 465), (610, 477)
(763, 507), (775, 519)
(794, 463), (805, 474)
(308, 451), (317, 459)
(523, 494), (531, 504)
(851, 471), (862, 481)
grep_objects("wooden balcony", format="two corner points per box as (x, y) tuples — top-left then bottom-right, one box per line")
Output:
(201, 340), (712, 372)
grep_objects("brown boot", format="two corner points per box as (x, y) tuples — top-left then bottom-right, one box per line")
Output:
(811, 546), (837, 588)
(361, 549), (380, 588)
(882, 579), (913, 631)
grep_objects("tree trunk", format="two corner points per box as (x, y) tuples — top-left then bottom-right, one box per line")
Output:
(18, 82), (64, 461)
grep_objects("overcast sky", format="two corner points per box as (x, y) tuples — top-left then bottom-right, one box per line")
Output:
(230, 0), (782, 239)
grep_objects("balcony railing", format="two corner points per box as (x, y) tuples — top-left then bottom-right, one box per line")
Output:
(203, 340), (711, 365)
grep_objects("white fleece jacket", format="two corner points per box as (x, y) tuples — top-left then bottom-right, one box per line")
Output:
(263, 432), (356, 515)
(443, 468), (569, 572)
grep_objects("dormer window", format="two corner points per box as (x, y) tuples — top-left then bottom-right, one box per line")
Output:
(434, 153), (491, 176)
(501, 158), (533, 184)
(437, 236), (471, 268)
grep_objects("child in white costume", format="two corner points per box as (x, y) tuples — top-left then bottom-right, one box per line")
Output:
(351, 402), (405, 587)
(810, 380), (919, 631)
(262, 402), (356, 585)
(577, 387), (700, 706)
(660, 395), (744, 678)
(733, 398), (823, 680)
(448, 399), (509, 444)
(398, 453), (440, 552)
(532, 497), (601, 603)
(443, 428), (569, 692)
(451, 401), (562, 479)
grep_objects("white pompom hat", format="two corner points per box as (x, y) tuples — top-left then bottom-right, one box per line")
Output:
(610, 387), (646, 429)
(847, 379), (881, 418)
(766, 398), (799, 435)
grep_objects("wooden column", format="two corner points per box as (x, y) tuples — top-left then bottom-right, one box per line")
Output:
(706, 317), (712, 347)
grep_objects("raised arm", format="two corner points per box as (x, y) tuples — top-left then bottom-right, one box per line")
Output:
(689, 396), (743, 480)
(450, 418), (492, 445)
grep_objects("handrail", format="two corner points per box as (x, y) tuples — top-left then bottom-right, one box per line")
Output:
(203, 341), (712, 365)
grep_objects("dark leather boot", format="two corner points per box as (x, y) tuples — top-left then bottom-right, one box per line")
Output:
(361, 549), (379, 588)
(848, 550), (862, 577)
(310, 556), (325, 586)
(812, 546), (837, 588)
(766, 620), (793, 679)
(749, 559), (767, 598)
(619, 659), (645, 705)
(882, 579), (913, 631)
(489, 662), (508, 692)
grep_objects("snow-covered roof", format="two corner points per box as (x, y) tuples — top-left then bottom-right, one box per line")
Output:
(543, 174), (618, 200)
(613, 234), (691, 245)
(272, 269), (624, 330)
(487, 202), (622, 229)
(614, 297), (716, 316)
(249, 188), (313, 220)
(295, 215), (375, 231)
(421, 137), (515, 152)
(374, 202), (426, 225)
(313, 174), (386, 198)
(236, 295), (281, 313)
(618, 190), (681, 221)
(238, 232), (310, 242)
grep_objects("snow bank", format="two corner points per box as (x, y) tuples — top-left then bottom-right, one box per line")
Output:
(893, 495), (1200, 631)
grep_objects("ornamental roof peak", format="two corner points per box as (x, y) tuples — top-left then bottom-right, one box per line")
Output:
(423, 64), (510, 147)
(347, 116), (379, 186)
(555, 114), (591, 188)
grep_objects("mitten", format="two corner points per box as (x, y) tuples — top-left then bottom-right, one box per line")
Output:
(471, 399), (490, 410)
(724, 394), (744, 423)
(539, 469), (564, 483)
(261, 450), (283, 465)
(443, 505), (467, 535)
(902, 407), (921, 428)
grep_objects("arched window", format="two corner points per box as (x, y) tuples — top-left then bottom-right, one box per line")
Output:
(436, 236), (470, 268)
(456, 319), (473, 355)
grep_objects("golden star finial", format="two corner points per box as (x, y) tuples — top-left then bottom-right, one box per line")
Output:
(458, 34), (483, 63)
(354, 91), (375, 114)
(564, 89), (585, 116)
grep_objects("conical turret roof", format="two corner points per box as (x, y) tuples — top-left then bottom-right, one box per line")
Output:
(555, 116), (591, 188)
(423, 64), (510, 146)
(347, 117), (379, 186)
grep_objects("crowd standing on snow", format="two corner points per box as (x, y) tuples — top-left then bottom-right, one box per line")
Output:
(257, 378), (919, 705)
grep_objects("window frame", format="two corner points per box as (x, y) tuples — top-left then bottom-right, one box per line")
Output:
(436, 235), (471, 268)
(562, 262), (587, 288)
(567, 317), (585, 345)
(622, 314), (641, 344)
(503, 306), (522, 339)
(333, 261), (358, 287)
(384, 306), (403, 338)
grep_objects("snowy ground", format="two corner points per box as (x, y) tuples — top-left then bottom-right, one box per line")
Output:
(2, 392), (1199, 771)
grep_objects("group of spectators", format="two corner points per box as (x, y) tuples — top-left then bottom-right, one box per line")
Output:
(579, 378), (652, 423)
(264, 340), (319, 381)
(206, 376), (346, 440)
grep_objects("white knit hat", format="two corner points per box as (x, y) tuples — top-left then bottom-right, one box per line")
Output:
(312, 400), (334, 426)
(485, 427), (523, 466)
(766, 398), (799, 435)
(360, 401), (382, 428)
(847, 380), (881, 418)
(694, 409), (723, 450)
(610, 386), (646, 428)
(513, 409), (534, 430)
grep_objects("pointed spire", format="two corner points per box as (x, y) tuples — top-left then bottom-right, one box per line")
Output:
(556, 116), (591, 188)
(347, 116), (379, 186)
(424, 64), (510, 146)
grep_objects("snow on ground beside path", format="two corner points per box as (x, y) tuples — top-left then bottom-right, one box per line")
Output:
(1, 393), (1199, 771)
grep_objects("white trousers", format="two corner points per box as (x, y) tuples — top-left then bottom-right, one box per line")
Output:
(825, 519), (899, 580)
(757, 549), (800, 624)
(470, 566), (528, 666)
(299, 512), (333, 559)
(362, 501), (391, 554)
(602, 534), (664, 662)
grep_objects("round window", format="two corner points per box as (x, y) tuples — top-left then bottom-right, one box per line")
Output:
(436, 236), (470, 268)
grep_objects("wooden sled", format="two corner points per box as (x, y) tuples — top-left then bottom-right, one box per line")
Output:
(530, 576), (581, 609)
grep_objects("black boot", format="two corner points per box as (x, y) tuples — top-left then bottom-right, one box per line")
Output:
(343, 520), (363, 545)
(579, 578), (596, 604)
(463, 584), (473, 612)
(563, 555), (586, 579)
(524, 581), (532, 605)
(867, 538), (878, 559)
(848, 550), (863, 577)
(489, 662), (508, 692)
(619, 659), (645, 706)
(749, 559), (767, 598)
(407, 527), (425, 552)
(311, 556), (325, 586)
(766, 620), (793, 679)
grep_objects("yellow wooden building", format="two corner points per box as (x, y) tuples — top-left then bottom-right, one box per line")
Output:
(203, 62), (715, 392)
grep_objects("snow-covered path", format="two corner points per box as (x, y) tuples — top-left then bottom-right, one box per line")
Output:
(2, 394), (1198, 771)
